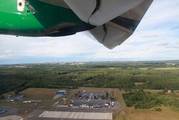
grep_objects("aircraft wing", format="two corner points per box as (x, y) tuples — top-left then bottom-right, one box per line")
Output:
(2, 0), (153, 49)
(63, 0), (153, 49)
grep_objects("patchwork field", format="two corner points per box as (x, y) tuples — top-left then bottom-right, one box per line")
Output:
(19, 88), (63, 99)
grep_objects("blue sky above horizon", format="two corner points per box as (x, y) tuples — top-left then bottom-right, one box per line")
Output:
(1, 0), (179, 64)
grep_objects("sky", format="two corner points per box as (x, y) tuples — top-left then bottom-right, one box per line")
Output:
(0, 0), (179, 64)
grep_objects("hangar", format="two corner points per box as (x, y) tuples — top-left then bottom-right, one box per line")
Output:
(57, 90), (67, 95)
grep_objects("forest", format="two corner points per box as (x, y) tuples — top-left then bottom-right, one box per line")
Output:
(0, 61), (179, 96)
(123, 89), (179, 110)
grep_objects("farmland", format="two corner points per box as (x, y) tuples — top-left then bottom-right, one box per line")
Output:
(0, 61), (179, 119)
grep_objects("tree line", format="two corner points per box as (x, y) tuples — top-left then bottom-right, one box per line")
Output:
(123, 89), (179, 109)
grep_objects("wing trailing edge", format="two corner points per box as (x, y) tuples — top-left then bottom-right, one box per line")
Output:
(64, 0), (153, 49)
(90, 0), (153, 49)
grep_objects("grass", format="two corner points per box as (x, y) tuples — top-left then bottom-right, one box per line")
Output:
(2, 92), (15, 99)
(41, 107), (57, 111)
(110, 90), (115, 98)
(18, 105), (38, 110)
(36, 100), (49, 106)
(118, 91), (125, 108)
(139, 68), (149, 70)
(114, 107), (179, 120)
(114, 92), (179, 120)
(0, 103), (38, 115)
(14, 99), (34, 106)
(116, 115), (138, 120)
(0, 103), (20, 108)
(113, 108), (139, 120)
(1, 98), (49, 107)
(108, 67), (117, 69)
(175, 91), (179, 95)
(134, 82), (144, 86)
(67, 99), (71, 104)
(0, 99), (10, 103)
(83, 87), (109, 92)
(154, 68), (179, 70)
(110, 89), (125, 108)
(47, 97), (63, 106)
(18, 109), (33, 115)
(19, 88), (63, 99)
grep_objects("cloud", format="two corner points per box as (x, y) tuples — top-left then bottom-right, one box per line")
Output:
(50, 40), (58, 44)
(156, 41), (169, 46)
(142, 34), (158, 38)
(4, 50), (12, 53)
(127, 40), (136, 44)
(167, 45), (179, 49)
(139, 0), (179, 29)
(0, 55), (9, 59)
(0, 33), (101, 60)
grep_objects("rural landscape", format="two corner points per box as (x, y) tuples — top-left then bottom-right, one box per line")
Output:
(0, 61), (179, 120)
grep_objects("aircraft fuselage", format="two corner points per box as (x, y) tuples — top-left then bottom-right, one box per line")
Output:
(0, 0), (95, 37)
